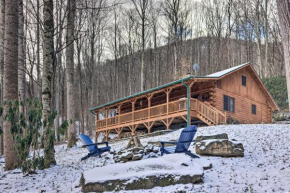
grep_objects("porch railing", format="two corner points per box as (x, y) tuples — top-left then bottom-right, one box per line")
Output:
(96, 98), (226, 129)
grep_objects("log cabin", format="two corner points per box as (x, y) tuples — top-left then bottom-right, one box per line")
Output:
(89, 63), (279, 141)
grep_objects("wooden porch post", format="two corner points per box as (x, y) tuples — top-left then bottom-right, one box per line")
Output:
(105, 130), (109, 141)
(95, 110), (99, 132)
(147, 94), (153, 118)
(105, 108), (109, 127)
(166, 88), (172, 130)
(117, 104), (122, 124)
(95, 131), (100, 143)
(131, 100), (136, 121)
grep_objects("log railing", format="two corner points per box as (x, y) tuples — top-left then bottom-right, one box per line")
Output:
(134, 108), (148, 121)
(150, 103), (167, 117)
(168, 98), (187, 113)
(96, 98), (226, 129)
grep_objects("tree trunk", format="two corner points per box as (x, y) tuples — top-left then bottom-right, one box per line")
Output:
(42, 0), (55, 166)
(66, 0), (76, 147)
(36, 0), (41, 100)
(18, 0), (25, 102)
(276, 0), (290, 110)
(0, 0), (5, 156)
(3, 0), (18, 170)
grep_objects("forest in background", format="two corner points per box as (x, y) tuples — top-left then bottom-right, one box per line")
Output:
(0, 0), (287, 148)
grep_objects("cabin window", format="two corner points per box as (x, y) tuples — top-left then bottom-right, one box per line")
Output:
(223, 95), (235, 112)
(252, 104), (256, 115)
(242, 75), (247, 86)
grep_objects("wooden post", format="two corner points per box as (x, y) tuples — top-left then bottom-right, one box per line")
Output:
(117, 104), (121, 124)
(131, 100), (136, 121)
(95, 131), (100, 143)
(105, 108), (109, 127)
(105, 130), (109, 141)
(166, 88), (172, 129)
(95, 110), (99, 131)
(147, 94), (153, 118)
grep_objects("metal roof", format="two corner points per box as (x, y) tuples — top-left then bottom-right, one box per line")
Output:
(195, 62), (250, 78)
(89, 75), (195, 113)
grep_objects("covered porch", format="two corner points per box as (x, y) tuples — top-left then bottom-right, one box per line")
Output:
(91, 77), (227, 141)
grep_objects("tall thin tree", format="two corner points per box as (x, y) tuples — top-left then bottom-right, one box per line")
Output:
(42, 0), (55, 166)
(131, 0), (150, 91)
(276, 0), (290, 110)
(66, 0), (76, 147)
(18, 0), (25, 102)
(0, 0), (5, 156)
(3, 0), (19, 170)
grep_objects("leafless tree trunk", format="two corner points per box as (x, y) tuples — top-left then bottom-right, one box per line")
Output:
(131, 0), (149, 91)
(18, 0), (25, 102)
(54, 0), (63, 141)
(0, 0), (5, 156)
(276, 0), (290, 110)
(42, 0), (55, 166)
(66, 0), (76, 147)
(3, 0), (19, 170)
(36, 0), (41, 100)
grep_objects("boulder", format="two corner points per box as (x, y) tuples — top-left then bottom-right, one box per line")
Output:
(195, 139), (244, 157)
(120, 152), (133, 162)
(132, 154), (143, 161)
(147, 141), (161, 147)
(152, 146), (160, 153)
(80, 154), (203, 192)
(195, 133), (228, 142)
(80, 173), (203, 192)
(128, 147), (144, 153)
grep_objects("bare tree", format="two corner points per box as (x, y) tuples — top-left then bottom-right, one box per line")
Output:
(162, 0), (191, 79)
(0, 0), (5, 156)
(131, 0), (150, 91)
(3, 0), (19, 170)
(42, 0), (55, 166)
(276, 0), (290, 110)
(18, 0), (25, 102)
(66, 0), (76, 147)
(36, 0), (41, 100)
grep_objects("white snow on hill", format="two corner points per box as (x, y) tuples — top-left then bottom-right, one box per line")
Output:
(0, 124), (290, 193)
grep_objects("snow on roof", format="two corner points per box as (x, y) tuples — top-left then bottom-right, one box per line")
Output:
(82, 154), (204, 183)
(204, 62), (250, 78)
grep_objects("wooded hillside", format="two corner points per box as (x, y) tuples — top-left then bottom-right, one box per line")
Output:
(0, 0), (286, 139)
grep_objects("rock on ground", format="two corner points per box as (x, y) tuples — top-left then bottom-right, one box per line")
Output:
(80, 174), (203, 192)
(195, 139), (244, 157)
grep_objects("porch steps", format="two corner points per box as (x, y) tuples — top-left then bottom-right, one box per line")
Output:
(194, 100), (226, 126)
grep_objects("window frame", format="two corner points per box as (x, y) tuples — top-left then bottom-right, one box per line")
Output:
(242, 75), (247, 86)
(223, 95), (235, 112)
(252, 104), (256, 115)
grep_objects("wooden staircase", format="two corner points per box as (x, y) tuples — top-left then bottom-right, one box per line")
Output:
(191, 99), (227, 126)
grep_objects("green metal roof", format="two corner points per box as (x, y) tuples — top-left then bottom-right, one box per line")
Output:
(89, 75), (195, 113)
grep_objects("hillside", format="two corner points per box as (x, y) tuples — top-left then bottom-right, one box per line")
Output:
(1, 124), (289, 192)
(94, 37), (285, 106)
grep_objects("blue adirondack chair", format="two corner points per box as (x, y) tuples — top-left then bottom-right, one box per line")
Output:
(160, 125), (199, 158)
(79, 134), (111, 161)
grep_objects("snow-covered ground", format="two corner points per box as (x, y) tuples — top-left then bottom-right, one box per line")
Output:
(0, 124), (290, 193)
